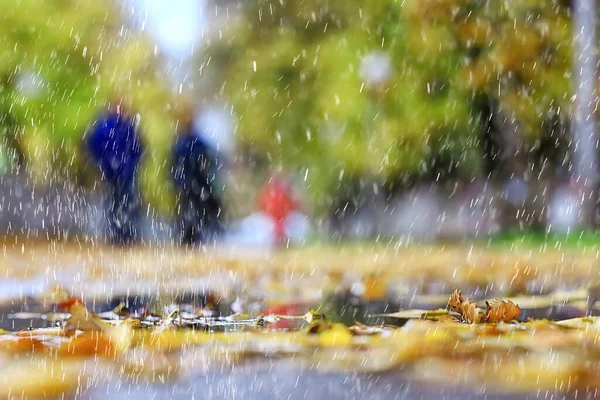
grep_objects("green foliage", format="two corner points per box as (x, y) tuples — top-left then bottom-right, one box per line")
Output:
(212, 0), (572, 211)
(487, 229), (600, 250)
(0, 0), (575, 215)
(0, 0), (176, 213)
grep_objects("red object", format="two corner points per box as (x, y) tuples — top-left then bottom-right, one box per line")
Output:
(258, 177), (299, 243)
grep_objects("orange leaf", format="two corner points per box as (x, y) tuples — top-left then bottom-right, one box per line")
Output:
(485, 299), (521, 323)
(0, 337), (47, 353)
(59, 332), (115, 357)
(363, 275), (386, 301)
(16, 337), (46, 352)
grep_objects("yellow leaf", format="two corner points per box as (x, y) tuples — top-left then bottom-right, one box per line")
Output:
(318, 324), (353, 347)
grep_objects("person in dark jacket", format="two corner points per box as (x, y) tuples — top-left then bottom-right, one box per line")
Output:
(172, 113), (224, 245)
(86, 97), (143, 244)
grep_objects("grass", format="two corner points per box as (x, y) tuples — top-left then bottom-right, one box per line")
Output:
(295, 230), (600, 254)
(487, 230), (600, 250)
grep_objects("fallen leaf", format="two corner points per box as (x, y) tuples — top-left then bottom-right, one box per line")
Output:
(318, 323), (353, 347)
(363, 274), (386, 301)
(484, 299), (521, 322)
(0, 358), (84, 398)
(447, 289), (482, 323)
(59, 331), (115, 357)
(61, 299), (106, 333)
(374, 308), (449, 319)
(436, 315), (460, 323)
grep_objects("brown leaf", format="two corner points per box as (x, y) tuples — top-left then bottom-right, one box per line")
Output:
(375, 309), (438, 319)
(462, 302), (482, 324)
(436, 315), (460, 323)
(447, 289), (465, 313)
(62, 300), (106, 333)
(485, 299), (521, 323)
(447, 289), (482, 323)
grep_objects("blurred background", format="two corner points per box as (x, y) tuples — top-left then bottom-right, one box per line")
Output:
(0, 0), (596, 245)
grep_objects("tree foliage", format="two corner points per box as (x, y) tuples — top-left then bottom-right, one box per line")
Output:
(0, 0), (177, 213)
(0, 0), (575, 214)
(211, 0), (573, 209)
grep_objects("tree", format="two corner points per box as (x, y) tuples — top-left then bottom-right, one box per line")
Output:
(0, 0), (177, 213)
(209, 0), (573, 211)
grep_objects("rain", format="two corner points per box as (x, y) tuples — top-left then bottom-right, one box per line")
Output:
(2, 0), (600, 399)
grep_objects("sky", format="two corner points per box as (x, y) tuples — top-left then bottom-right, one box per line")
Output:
(127, 0), (235, 153)
(129, 0), (205, 60)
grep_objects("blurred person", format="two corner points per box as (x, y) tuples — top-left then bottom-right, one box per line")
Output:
(172, 111), (225, 245)
(257, 173), (299, 245)
(86, 96), (143, 244)
(224, 173), (311, 247)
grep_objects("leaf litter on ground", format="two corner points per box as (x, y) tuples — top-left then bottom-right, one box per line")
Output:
(6, 287), (600, 397)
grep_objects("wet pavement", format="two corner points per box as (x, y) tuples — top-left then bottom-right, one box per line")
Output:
(0, 238), (597, 399)
(84, 365), (542, 400)
(0, 295), (592, 400)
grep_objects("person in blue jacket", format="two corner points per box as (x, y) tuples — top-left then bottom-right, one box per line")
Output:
(172, 112), (224, 245)
(86, 97), (143, 244)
